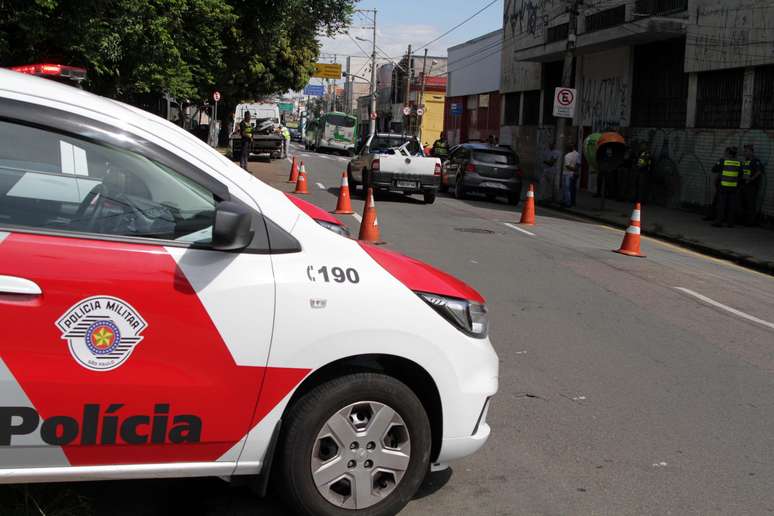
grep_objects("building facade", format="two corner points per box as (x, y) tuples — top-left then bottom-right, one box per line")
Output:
(501, 0), (774, 217)
(444, 29), (504, 146)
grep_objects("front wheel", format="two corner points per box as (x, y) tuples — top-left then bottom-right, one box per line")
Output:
(277, 373), (431, 516)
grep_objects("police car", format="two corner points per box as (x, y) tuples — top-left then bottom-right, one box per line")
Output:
(0, 70), (498, 516)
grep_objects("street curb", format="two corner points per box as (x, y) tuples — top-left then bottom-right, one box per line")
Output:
(538, 202), (774, 276)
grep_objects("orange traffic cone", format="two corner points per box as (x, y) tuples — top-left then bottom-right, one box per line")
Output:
(358, 187), (385, 244)
(519, 183), (536, 225)
(333, 172), (354, 214)
(294, 163), (309, 194)
(287, 156), (299, 183)
(613, 203), (645, 257)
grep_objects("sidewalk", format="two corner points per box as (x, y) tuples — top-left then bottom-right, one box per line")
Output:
(543, 190), (774, 275)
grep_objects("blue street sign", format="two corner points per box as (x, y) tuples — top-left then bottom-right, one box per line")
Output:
(450, 103), (463, 116)
(303, 84), (325, 97)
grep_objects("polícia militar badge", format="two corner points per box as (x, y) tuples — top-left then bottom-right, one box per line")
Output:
(56, 296), (147, 371)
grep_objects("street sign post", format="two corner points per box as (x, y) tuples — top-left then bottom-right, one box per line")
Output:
(370, 112), (377, 120)
(209, 91), (221, 148)
(312, 63), (342, 80)
(303, 84), (325, 97)
(402, 106), (411, 116)
(450, 103), (463, 116)
(553, 87), (576, 118)
(416, 107), (425, 117)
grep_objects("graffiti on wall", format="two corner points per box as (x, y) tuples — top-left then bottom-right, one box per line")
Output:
(625, 127), (773, 214)
(579, 76), (629, 133)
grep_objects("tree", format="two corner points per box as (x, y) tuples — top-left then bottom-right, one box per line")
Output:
(0, 0), (354, 104)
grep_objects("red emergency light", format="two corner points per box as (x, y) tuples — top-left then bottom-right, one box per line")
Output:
(9, 63), (86, 81)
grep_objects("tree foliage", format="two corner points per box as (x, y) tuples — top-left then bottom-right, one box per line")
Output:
(0, 0), (354, 103)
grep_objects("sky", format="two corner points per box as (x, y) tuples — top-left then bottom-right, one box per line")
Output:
(318, 0), (504, 77)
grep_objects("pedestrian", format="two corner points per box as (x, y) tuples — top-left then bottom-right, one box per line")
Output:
(741, 143), (764, 226)
(617, 146), (633, 201)
(562, 144), (580, 208)
(281, 125), (291, 158)
(431, 132), (449, 161)
(239, 111), (253, 170)
(487, 134), (496, 146)
(713, 146), (741, 228)
(541, 141), (561, 202)
(634, 142), (652, 203)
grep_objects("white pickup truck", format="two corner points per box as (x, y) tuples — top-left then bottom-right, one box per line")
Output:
(348, 133), (442, 204)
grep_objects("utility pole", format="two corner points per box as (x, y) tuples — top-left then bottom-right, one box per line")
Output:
(369, 10), (377, 137)
(418, 48), (428, 144)
(403, 44), (412, 136)
(555, 0), (579, 155)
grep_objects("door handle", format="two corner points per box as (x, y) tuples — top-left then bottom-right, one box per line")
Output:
(0, 275), (42, 295)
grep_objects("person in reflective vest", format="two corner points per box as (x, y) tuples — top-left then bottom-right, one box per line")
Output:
(634, 143), (652, 203)
(741, 144), (764, 226)
(281, 125), (291, 158)
(712, 146), (740, 227)
(431, 132), (449, 160)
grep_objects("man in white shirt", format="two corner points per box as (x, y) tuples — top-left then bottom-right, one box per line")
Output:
(541, 141), (561, 202)
(562, 145), (580, 207)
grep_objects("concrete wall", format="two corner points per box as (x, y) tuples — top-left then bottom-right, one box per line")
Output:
(685, 0), (774, 73)
(447, 30), (503, 97)
(500, 0), (544, 92)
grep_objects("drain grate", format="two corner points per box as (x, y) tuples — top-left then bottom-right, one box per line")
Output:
(454, 227), (495, 234)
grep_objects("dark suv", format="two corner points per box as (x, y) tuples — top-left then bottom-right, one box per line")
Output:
(440, 143), (522, 205)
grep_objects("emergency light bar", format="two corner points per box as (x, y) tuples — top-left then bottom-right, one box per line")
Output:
(9, 63), (87, 82)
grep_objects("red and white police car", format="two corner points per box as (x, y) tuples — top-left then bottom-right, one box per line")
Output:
(0, 69), (498, 516)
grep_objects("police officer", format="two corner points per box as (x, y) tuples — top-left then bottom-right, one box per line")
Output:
(741, 144), (764, 226)
(431, 132), (449, 161)
(634, 143), (652, 203)
(713, 146), (741, 227)
(239, 111), (253, 170)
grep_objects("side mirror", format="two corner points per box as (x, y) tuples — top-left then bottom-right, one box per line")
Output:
(212, 201), (254, 251)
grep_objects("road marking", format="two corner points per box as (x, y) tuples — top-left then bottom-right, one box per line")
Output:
(351, 213), (362, 223)
(503, 222), (536, 237)
(316, 182), (326, 190)
(674, 287), (774, 331)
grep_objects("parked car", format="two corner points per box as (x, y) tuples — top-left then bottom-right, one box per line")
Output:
(0, 69), (498, 516)
(348, 133), (441, 204)
(441, 143), (522, 205)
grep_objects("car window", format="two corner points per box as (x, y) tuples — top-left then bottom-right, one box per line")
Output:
(473, 150), (516, 165)
(0, 120), (216, 244)
(327, 114), (356, 128)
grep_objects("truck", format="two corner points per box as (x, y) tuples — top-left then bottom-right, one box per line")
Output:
(230, 102), (283, 161)
(347, 133), (442, 204)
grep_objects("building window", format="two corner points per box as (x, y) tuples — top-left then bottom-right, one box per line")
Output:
(523, 90), (541, 125)
(633, 0), (688, 16)
(584, 5), (626, 34)
(696, 68), (744, 128)
(631, 38), (687, 127)
(504, 93), (521, 125)
(753, 65), (774, 129)
(546, 23), (569, 44)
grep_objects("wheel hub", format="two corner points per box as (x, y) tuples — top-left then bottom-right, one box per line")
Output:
(310, 401), (411, 510)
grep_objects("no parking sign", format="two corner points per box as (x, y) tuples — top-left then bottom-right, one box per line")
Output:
(553, 87), (576, 118)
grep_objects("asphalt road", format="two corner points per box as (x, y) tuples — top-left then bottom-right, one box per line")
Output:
(5, 143), (774, 516)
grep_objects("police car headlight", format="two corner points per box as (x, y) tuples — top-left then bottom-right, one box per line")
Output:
(418, 293), (488, 338)
(317, 220), (351, 238)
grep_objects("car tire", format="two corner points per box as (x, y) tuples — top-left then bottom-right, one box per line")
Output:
(454, 175), (466, 200)
(277, 373), (431, 516)
(347, 165), (357, 188)
(423, 190), (436, 204)
(360, 169), (371, 198)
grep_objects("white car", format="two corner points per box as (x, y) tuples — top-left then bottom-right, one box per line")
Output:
(0, 70), (498, 516)
(349, 133), (442, 204)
